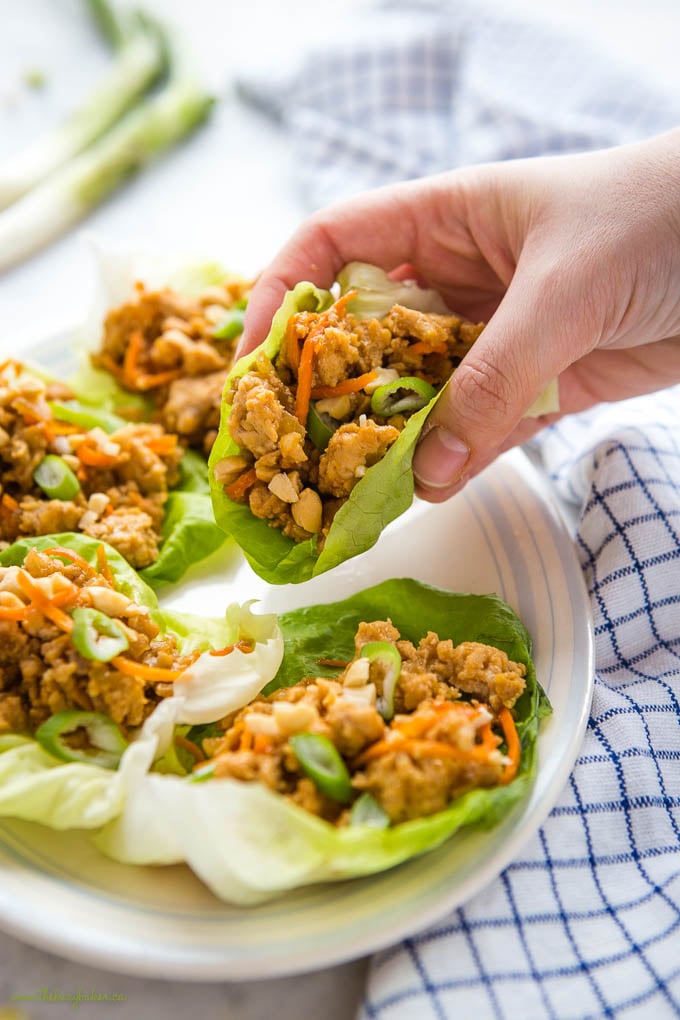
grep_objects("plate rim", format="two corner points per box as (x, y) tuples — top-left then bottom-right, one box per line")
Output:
(0, 334), (595, 980)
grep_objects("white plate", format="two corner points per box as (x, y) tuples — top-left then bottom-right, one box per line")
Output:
(0, 340), (594, 980)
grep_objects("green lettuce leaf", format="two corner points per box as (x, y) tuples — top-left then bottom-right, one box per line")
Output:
(208, 276), (445, 584)
(0, 734), (126, 829)
(139, 450), (227, 586)
(95, 579), (550, 904)
(0, 533), (284, 829)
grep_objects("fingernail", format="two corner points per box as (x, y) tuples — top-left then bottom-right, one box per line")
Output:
(413, 427), (470, 489)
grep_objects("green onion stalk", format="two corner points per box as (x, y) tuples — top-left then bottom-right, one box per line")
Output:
(0, 7), (214, 272)
(0, 18), (164, 211)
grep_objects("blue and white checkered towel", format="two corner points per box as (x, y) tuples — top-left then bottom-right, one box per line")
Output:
(239, 3), (680, 1015)
(359, 388), (680, 1019)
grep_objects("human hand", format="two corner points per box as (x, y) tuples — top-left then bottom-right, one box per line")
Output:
(237, 130), (680, 501)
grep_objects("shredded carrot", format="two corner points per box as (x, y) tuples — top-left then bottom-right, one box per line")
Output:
(77, 439), (119, 468)
(253, 733), (273, 754)
(225, 467), (258, 502)
(175, 734), (205, 764)
(42, 546), (99, 578)
(294, 329), (319, 425)
(101, 340), (182, 392)
(409, 341), (448, 356)
(42, 420), (79, 442)
(318, 658), (348, 668)
(392, 715), (435, 740)
(498, 707), (521, 784)
(144, 434), (178, 455)
(356, 735), (469, 766)
(239, 729), (254, 752)
(123, 330), (144, 387)
(473, 721), (500, 760)
(310, 370), (378, 400)
(0, 605), (29, 621)
(1, 493), (18, 512)
(111, 657), (185, 683)
(209, 639), (255, 657)
(96, 545), (115, 586)
(15, 571), (74, 633)
(294, 289), (359, 425)
(98, 354), (125, 382)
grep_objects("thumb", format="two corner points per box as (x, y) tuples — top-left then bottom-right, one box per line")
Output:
(412, 269), (579, 499)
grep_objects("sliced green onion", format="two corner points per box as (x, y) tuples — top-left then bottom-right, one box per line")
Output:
(370, 376), (436, 417)
(49, 400), (125, 434)
(186, 762), (216, 783)
(213, 308), (245, 341)
(290, 732), (353, 803)
(35, 710), (128, 769)
(306, 402), (338, 452)
(33, 455), (81, 500)
(360, 641), (402, 721)
(71, 607), (129, 662)
(350, 792), (390, 829)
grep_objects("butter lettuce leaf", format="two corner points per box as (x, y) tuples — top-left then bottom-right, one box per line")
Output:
(95, 579), (549, 904)
(208, 276), (443, 584)
(0, 533), (283, 830)
(139, 449), (227, 586)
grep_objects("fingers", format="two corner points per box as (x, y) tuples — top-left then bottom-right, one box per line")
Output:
(237, 181), (427, 357)
(412, 263), (587, 499)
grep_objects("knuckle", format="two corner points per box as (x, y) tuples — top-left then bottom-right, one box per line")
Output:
(451, 353), (515, 424)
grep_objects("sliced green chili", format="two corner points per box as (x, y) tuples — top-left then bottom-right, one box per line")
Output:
(213, 307), (245, 341)
(360, 641), (402, 721)
(290, 732), (353, 803)
(35, 710), (128, 769)
(33, 455), (81, 500)
(350, 792), (390, 829)
(370, 376), (436, 416)
(306, 402), (338, 452)
(71, 607), (129, 662)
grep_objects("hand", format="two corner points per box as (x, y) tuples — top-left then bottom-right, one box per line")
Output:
(237, 130), (680, 501)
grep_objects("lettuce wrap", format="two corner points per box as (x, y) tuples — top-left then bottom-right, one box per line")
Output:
(209, 265), (464, 584)
(0, 532), (283, 830)
(95, 578), (550, 904)
(209, 263), (560, 584)
(0, 360), (226, 586)
(70, 245), (252, 454)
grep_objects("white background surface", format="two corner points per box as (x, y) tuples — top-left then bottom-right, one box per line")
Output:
(0, 1), (678, 1017)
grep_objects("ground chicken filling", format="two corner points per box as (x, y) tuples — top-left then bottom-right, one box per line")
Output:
(199, 619), (526, 826)
(92, 278), (252, 455)
(0, 547), (194, 735)
(214, 294), (484, 545)
(0, 362), (183, 568)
